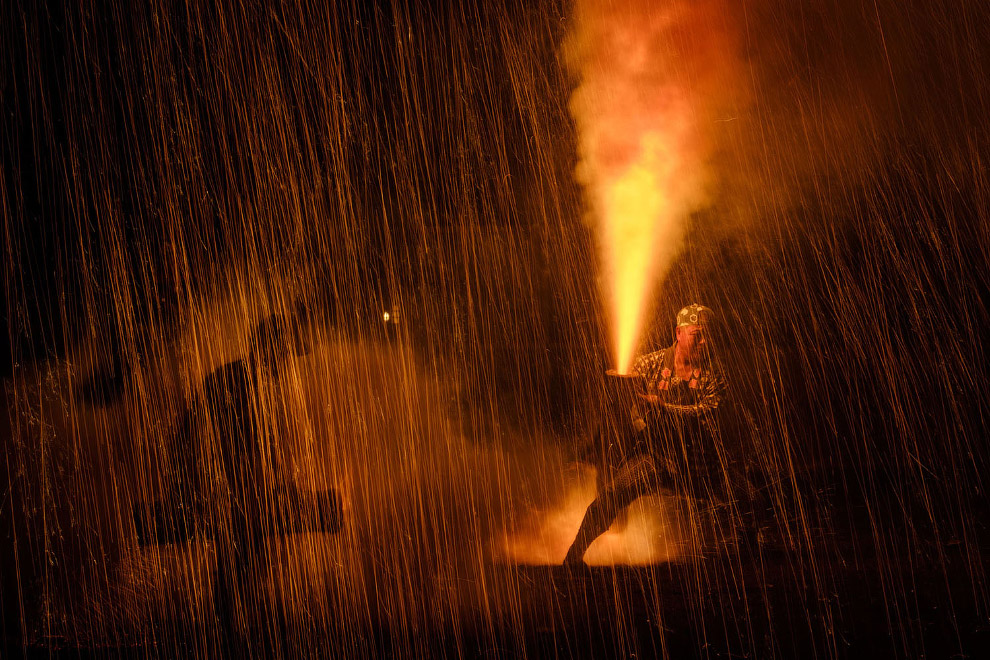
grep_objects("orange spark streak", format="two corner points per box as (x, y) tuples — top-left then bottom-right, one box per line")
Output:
(567, 0), (739, 372)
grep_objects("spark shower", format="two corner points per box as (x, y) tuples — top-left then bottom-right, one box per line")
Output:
(3, 0), (989, 658)
(567, 0), (739, 373)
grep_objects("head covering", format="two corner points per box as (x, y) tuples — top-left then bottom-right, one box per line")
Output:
(676, 303), (713, 328)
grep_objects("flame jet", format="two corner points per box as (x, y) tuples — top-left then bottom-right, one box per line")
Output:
(566, 0), (741, 372)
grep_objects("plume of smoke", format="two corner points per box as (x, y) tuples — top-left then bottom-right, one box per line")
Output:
(566, 0), (741, 370)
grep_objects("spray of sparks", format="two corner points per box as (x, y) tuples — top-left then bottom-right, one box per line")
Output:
(567, 0), (739, 373)
(3, 0), (990, 658)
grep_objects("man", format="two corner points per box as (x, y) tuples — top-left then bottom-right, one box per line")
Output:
(563, 303), (726, 565)
(135, 306), (340, 650)
(202, 309), (338, 651)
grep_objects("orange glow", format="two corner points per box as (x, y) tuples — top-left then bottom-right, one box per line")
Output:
(501, 465), (692, 565)
(603, 133), (681, 372)
(567, 0), (739, 372)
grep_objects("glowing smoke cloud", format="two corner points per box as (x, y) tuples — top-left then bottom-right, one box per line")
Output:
(567, 0), (739, 372)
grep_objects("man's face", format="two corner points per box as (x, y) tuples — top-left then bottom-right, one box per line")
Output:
(676, 324), (710, 359)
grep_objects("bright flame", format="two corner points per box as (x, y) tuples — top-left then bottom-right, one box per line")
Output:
(567, 0), (740, 372)
(604, 133), (676, 372)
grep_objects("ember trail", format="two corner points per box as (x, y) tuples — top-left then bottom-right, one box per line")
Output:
(3, 0), (989, 658)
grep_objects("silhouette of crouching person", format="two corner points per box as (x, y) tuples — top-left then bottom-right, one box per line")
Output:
(134, 306), (340, 649)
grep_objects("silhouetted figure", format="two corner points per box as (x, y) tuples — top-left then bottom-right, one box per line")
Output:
(135, 308), (340, 653)
(564, 304), (729, 565)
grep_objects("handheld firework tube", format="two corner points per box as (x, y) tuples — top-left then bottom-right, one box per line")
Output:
(600, 369), (647, 453)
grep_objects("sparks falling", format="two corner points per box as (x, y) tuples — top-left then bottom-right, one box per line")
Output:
(567, 0), (740, 372)
(3, 0), (990, 657)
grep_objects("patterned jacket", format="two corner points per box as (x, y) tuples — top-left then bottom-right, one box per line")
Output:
(633, 343), (726, 418)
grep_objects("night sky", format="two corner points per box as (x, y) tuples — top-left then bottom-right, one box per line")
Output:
(3, 0), (990, 657)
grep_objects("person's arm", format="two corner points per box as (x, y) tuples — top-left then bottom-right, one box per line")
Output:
(633, 350), (666, 384)
(637, 372), (727, 417)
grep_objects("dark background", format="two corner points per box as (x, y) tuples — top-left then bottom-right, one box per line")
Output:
(4, 0), (990, 656)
